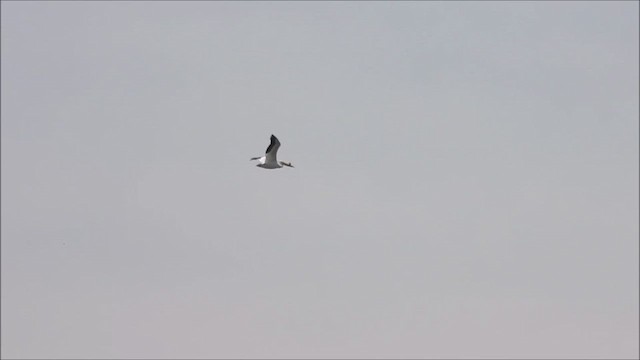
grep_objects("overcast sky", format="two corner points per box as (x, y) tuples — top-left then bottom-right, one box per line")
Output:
(1, 2), (638, 359)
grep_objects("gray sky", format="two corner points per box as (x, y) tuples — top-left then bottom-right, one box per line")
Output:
(1, 2), (638, 359)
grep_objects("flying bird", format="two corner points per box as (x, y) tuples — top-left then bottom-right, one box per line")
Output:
(250, 134), (294, 169)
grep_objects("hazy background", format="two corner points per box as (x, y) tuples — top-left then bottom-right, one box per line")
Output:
(2, 2), (638, 359)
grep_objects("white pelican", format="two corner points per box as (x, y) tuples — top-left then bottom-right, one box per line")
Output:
(250, 134), (294, 169)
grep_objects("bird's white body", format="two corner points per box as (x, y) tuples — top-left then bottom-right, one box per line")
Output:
(251, 135), (294, 169)
(254, 155), (281, 169)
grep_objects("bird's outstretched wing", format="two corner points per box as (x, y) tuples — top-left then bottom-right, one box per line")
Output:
(265, 134), (281, 164)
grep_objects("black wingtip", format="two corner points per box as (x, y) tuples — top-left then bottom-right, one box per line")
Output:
(265, 135), (277, 154)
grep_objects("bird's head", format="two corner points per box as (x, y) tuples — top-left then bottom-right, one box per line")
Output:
(280, 161), (294, 168)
